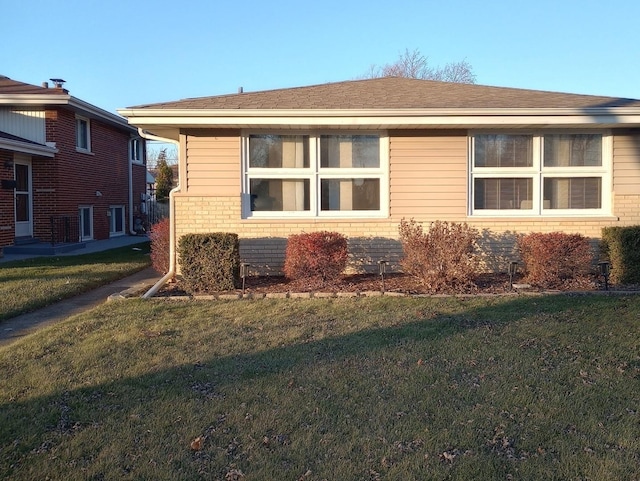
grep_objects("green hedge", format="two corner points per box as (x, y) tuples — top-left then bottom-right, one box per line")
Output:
(601, 226), (640, 284)
(178, 233), (240, 293)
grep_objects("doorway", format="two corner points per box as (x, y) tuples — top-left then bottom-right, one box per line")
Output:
(14, 158), (32, 238)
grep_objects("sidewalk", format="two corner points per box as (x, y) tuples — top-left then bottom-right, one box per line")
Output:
(0, 235), (160, 347)
(0, 267), (160, 347)
(0, 235), (149, 263)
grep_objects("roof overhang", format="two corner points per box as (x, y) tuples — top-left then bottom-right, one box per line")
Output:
(0, 94), (136, 133)
(118, 107), (640, 135)
(0, 137), (58, 157)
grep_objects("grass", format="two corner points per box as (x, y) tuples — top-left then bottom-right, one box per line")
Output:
(1, 294), (639, 480)
(0, 242), (151, 321)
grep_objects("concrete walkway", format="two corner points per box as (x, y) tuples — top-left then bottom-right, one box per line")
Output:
(0, 235), (161, 347)
(0, 235), (150, 263)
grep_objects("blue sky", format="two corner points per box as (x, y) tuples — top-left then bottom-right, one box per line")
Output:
(3, 0), (640, 114)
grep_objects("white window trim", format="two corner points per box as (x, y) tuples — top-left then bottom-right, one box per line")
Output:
(79, 205), (93, 241)
(469, 131), (611, 217)
(109, 205), (126, 236)
(241, 131), (389, 219)
(130, 137), (144, 164)
(75, 115), (91, 153)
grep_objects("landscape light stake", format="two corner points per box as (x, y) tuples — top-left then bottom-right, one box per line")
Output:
(240, 263), (250, 295)
(598, 261), (611, 291)
(378, 260), (388, 293)
(508, 261), (519, 289)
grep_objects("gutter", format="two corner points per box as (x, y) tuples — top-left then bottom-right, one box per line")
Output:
(115, 112), (640, 130)
(117, 106), (640, 118)
(0, 138), (58, 157)
(137, 128), (181, 299)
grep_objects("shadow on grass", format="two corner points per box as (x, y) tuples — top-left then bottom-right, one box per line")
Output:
(1, 293), (638, 479)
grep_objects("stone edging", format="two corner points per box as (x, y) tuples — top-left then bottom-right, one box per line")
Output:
(135, 289), (640, 301)
(106, 281), (640, 302)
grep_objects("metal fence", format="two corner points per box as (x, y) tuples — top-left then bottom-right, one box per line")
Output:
(50, 215), (80, 245)
(144, 184), (170, 228)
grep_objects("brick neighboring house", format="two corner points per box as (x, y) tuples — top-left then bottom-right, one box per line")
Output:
(0, 75), (147, 254)
(119, 77), (640, 274)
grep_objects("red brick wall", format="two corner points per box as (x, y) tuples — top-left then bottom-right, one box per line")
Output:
(33, 107), (144, 241)
(0, 150), (15, 249)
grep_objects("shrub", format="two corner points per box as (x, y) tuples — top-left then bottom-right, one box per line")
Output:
(284, 231), (348, 286)
(601, 226), (640, 284)
(398, 219), (479, 292)
(178, 233), (240, 293)
(517, 232), (593, 288)
(149, 218), (170, 274)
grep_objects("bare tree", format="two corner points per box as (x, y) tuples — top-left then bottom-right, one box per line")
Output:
(146, 144), (178, 168)
(363, 48), (476, 84)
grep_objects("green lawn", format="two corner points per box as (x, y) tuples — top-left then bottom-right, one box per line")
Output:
(1, 294), (639, 480)
(0, 242), (151, 322)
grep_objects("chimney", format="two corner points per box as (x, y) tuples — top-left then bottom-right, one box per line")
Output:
(49, 78), (66, 89)
(238, 86), (243, 94)
(42, 81), (49, 88)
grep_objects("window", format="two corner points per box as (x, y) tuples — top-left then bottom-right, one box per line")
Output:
(242, 133), (388, 218)
(79, 206), (93, 241)
(470, 133), (610, 216)
(76, 116), (91, 152)
(130, 137), (144, 163)
(109, 206), (125, 236)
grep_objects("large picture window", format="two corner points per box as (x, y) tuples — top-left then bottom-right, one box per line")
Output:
(243, 133), (388, 218)
(470, 132), (610, 216)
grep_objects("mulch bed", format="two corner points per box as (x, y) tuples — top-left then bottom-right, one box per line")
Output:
(158, 272), (616, 297)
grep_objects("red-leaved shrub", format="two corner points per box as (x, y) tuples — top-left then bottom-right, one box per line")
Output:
(284, 231), (348, 286)
(399, 218), (479, 292)
(149, 218), (170, 274)
(517, 232), (593, 288)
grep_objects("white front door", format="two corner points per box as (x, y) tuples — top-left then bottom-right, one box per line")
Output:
(14, 158), (33, 238)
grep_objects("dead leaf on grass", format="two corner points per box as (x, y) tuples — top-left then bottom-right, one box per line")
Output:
(141, 329), (161, 338)
(297, 469), (312, 480)
(190, 436), (205, 451)
(225, 468), (245, 480)
(439, 449), (459, 463)
(381, 456), (396, 468)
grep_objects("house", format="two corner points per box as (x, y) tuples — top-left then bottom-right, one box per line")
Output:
(0, 75), (147, 255)
(119, 77), (640, 274)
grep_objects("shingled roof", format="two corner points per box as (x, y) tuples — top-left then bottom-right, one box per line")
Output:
(130, 77), (640, 111)
(0, 75), (134, 131)
(0, 75), (67, 95)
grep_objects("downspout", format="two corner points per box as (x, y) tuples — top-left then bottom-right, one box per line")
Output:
(137, 128), (181, 299)
(128, 148), (137, 235)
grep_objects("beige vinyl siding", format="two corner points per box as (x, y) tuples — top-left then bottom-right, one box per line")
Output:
(184, 129), (240, 195)
(172, 128), (640, 275)
(613, 132), (640, 195)
(389, 130), (468, 220)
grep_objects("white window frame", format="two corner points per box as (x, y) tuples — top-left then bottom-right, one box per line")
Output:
(469, 131), (611, 217)
(241, 131), (389, 219)
(79, 205), (93, 241)
(108, 205), (125, 236)
(75, 115), (91, 153)
(129, 137), (144, 164)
